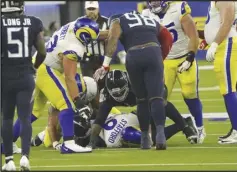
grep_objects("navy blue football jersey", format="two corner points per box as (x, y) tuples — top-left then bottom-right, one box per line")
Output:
(1, 15), (43, 69)
(109, 12), (160, 51)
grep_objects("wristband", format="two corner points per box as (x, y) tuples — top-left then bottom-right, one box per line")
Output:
(102, 56), (112, 67)
(186, 51), (195, 62)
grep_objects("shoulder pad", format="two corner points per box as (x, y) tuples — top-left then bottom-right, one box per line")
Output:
(179, 1), (191, 20)
(108, 14), (123, 27)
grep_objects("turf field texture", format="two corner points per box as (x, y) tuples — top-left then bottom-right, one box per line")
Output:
(2, 60), (237, 171)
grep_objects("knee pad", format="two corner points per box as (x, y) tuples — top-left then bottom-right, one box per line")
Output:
(121, 126), (141, 146)
(136, 97), (147, 105)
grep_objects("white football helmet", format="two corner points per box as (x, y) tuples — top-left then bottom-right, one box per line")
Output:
(83, 76), (98, 102)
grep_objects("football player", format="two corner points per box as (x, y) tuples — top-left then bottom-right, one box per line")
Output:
(204, 1), (237, 144)
(31, 71), (197, 149)
(142, 1), (205, 144)
(13, 17), (100, 154)
(89, 70), (198, 149)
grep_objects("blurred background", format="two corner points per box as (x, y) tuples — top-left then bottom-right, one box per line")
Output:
(24, 1), (210, 63)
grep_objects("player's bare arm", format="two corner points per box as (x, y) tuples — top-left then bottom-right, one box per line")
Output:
(214, 1), (235, 44)
(34, 31), (46, 69)
(61, 54), (79, 100)
(47, 106), (60, 144)
(181, 14), (199, 53)
(93, 19), (121, 81)
(98, 30), (109, 40)
(105, 20), (121, 61)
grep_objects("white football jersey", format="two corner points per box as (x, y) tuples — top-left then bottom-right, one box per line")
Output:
(99, 113), (139, 148)
(43, 21), (85, 73)
(142, 2), (191, 59)
(204, 1), (237, 44)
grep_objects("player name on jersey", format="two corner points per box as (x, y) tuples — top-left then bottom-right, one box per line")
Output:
(108, 119), (127, 144)
(2, 18), (31, 26)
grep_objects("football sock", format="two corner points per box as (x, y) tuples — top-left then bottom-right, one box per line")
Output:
(59, 109), (74, 141)
(164, 124), (181, 140)
(165, 101), (186, 130)
(13, 114), (37, 142)
(224, 92), (237, 130)
(184, 98), (203, 127)
(2, 119), (13, 157)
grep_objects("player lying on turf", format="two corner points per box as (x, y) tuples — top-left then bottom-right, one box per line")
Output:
(87, 69), (198, 149)
(31, 97), (198, 149)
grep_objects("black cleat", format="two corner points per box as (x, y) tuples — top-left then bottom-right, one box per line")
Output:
(218, 128), (233, 141)
(184, 116), (198, 144)
(31, 135), (42, 147)
(141, 133), (152, 149)
(155, 143), (167, 150)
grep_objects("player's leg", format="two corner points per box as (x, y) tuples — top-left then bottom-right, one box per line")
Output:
(214, 37), (237, 144)
(163, 59), (178, 100)
(13, 85), (47, 144)
(1, 81), (17, 170)
(37, 64), (91, 153)
(177, 59), (205, 143)
(125, 49), (151, 149)
(15, 74), (35, 170)
(143, 46), (166, 150)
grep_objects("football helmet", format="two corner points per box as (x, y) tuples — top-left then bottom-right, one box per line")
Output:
(147, 0), (170, 14)
(1, 0), (24, 13)
(74, 17), (99, 45)
(105, 70), (130, 102)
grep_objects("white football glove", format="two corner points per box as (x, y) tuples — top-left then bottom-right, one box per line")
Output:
(93, 66), (109, 82)
(206, 42), (218, 62)
(178, 51), (195, 73)
(178, 61), (192, 73)
(53, 141), (62, 150)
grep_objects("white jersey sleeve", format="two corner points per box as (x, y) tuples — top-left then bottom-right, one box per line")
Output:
(101, 113), (139, 148)
(43, 21), (85, 72)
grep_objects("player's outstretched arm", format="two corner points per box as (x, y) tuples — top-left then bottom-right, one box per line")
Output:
(213, 1), (235, 45)
(62, 54), (79, 101)
(93, 19), (121, 81)
(34, 31), (46, 69)
(47, 106), (61, 149)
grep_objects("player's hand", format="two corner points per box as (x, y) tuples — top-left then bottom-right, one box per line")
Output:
(178, 51), (195, 73)
(53, 141), (62, 150)
(93, 66), (109, 82)
(199, 40), (208, 50)
(206, 42), (218, 62)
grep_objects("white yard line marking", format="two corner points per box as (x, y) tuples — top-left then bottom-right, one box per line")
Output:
(171, 98), (223, 102)
(173, 86), (219, 92)
(40, 146), (237, 152)
(22, 162), (237, 168)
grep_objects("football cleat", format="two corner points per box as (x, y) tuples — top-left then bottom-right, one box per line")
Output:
(197, 126), (206, 144)
(184, 116), (198, 144)
(218, 129), (237, 144)
(31, 135), (43, 147)
(13, 142), (22, 154)
(155, 126), (167, 150)
(61, 140), (92, 154)
(218, 128), (233, 141)
(141, 133), (152, 149)
(20, 155), (30, 171)
(2, 160), (16, 171)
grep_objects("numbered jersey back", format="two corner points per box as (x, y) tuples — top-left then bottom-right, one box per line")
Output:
(119, 13), (160, 51)
(1, 15), (43, 69)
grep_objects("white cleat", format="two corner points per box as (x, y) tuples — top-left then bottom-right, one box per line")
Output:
(2, 160), (16, 171)
(218, 129), (237, 144)
(61, 140), (92, 154)
(20, 155), (30, 171)
(13, 142), (21, 154)
(197, 126), (206, 144)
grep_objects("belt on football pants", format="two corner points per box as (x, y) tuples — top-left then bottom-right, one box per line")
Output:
(128, 42), (159, 51)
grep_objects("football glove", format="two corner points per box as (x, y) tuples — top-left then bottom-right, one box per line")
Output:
(93, 66), (109, 82)
(53, 141), (62, 150)
(178, 51), (195, 73)
(206, 42), (218, 62)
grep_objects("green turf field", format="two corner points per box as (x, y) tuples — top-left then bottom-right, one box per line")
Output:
(2, 60), (237, 171)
